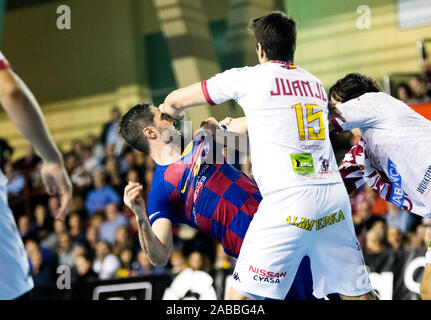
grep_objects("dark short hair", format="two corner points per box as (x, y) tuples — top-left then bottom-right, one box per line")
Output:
(328, 73), (381, 103)
(119, 104), (155, 154)
(248, 11), (297, 63)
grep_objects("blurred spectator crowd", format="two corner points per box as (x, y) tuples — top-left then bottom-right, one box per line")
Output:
(394, 52), (431, 104)
(1, 70), (431, 291)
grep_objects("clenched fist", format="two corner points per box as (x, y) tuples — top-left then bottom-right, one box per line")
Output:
(124, 182), (146, 219)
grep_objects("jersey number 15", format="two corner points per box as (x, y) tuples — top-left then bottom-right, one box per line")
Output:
(291, 104), (325, 141)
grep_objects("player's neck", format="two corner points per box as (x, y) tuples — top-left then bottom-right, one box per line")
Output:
(150, 143), (182, 166)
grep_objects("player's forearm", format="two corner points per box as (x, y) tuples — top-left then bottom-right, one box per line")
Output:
(226, 117), (248, 134)
(0, 71), (63, 164)
(163, 82), (207, 118)
(224, 118), (249, 152)
(136, 214), (171, 267)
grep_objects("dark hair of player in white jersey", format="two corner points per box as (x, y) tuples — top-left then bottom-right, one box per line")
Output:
(248, 11), (297, 63)
(329, 73), (382, 103)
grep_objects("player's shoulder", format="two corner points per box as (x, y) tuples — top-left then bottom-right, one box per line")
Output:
(362, 91), (390, 100)
(147, 174), (169, 203)
(210, 66), (252, 83)
(352, 92), (397, 106)
(222, 65), (255, 77)
(229, 63), (282, 74)
(150, 165), (169, 189)
(293, 65), (322, 82)
(234, 63), (292, 79)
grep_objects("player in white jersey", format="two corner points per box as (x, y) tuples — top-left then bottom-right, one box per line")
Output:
(329, 72), (431, 301)
(329, 73), (431, 216)
(0, 52), (72, 299)
(160, 12), (375, 300)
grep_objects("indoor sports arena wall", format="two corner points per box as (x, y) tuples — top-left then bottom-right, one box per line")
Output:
(1, 0), (431, 160)
(31, 248), (427, 300)
(284, 0), (431, 88)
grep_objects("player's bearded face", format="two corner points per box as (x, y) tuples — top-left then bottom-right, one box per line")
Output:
(155, 110), (183, 148)
(159, 123), (183, 149)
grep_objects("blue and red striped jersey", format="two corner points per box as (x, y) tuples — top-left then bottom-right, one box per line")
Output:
(147, 130), (262, 258)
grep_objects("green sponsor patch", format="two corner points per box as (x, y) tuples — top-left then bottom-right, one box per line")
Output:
(291, 153), (314, 176)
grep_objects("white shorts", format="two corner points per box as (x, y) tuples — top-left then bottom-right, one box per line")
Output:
(231, 183), (372, 300)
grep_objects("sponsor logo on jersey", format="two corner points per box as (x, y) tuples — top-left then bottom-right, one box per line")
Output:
(149, 212), (161, 221)
(318, 156), (334, 175)
(300, 145), (322, 151)
(291, 153), (314, 176)
(319, 156), (329, 172)
(193, 175), (207, 203)
(191, 207), (199, 227)
(387, 158), (405, 208)
(417, 166), (431, 195)
(249, 265), (286, 284)
(285, 210), (345, 231)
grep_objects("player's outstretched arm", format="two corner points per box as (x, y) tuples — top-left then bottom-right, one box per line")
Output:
(160, 82), (207, 120)
(124, 182), (173, 266)
(0, 67), (72, 221)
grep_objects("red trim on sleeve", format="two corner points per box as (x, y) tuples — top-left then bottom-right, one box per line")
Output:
(0, 59), (11, 70)
(330, 119), (343, 132)
(201, 80), (216, 106)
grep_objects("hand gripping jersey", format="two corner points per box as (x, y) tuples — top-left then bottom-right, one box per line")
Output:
(147, 130), (262, 258)
(0, 52), (34, 299)
(332, 92), (431, 213)
(202, 62), (342, 198)
(339, 138), (431, 217)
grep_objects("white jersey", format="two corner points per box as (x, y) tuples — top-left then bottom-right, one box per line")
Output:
(203, 61), (342, 197)
(0, 52), (34, 299)
(332, 92), (431, 213)
(0, 171), (34, 299)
